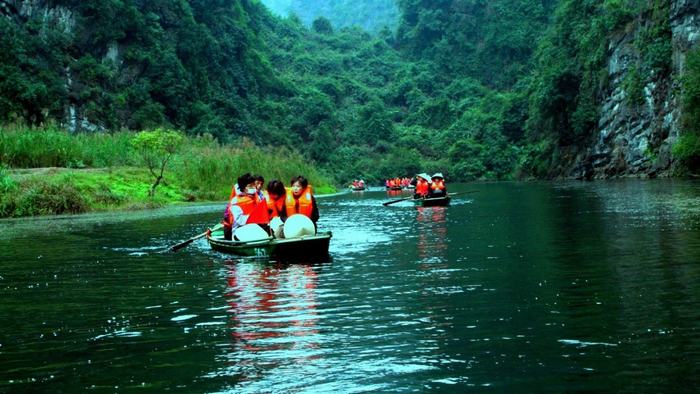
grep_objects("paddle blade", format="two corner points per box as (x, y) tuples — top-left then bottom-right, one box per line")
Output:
(170, 238), (195, 252)
(383, 196), (411, 206)
(168, 223), (224, 252)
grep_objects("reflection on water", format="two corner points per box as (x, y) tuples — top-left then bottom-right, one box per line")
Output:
(386, 189), (405, 198)
(416, 206), (448, 265)
(207, 263), (321, 389)
(1, 181), (700, 392)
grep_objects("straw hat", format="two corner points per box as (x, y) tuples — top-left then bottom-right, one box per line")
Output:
(234, 224), (269, 242)
(284, 214), (316, 238)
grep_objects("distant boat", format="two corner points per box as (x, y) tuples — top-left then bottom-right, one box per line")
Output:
(351, 186), (366, 191)
(385, 185), (403, 190)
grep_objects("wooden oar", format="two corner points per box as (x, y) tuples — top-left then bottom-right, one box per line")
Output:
(383, 190), (479, 206)
(446, 190), (479, 197)
(170, 223), (224, 252)
(382, 196), (414, 206)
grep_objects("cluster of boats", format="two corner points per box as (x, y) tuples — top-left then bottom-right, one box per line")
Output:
(188, 182), (453, 261)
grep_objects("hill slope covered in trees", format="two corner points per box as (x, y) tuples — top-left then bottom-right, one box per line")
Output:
(1, 0), (699, 183)
(260, 0), (399, 34)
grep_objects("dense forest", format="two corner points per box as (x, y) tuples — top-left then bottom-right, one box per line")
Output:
(260, 0), (399, 34)
(1, 0), (699, 185)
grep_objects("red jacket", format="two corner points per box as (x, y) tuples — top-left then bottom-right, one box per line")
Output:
(225, 193), (270, 228)
(416, 178), (429, 196)
(264, 191), (287, 219)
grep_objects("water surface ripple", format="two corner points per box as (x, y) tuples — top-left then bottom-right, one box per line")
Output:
(1, 180), (700, 392)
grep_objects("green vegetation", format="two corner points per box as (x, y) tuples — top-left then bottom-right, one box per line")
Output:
(0, 127), (334, 218)
(261, 0), (399, 34)
(0, 0), (697, 217)
(0, 0), (553, 185)
(131, 128), (184, 197)
(675, 47), (700, 173)
(523, 0), (673, 176)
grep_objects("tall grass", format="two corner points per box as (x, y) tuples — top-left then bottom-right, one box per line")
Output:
(174, 136), (334, 200)
(0, 124), (138, 168)
(0, 175), (88, 217)
(0, 127), (336, 217)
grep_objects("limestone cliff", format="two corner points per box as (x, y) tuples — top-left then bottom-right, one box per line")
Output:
(566, 0), (700, 179)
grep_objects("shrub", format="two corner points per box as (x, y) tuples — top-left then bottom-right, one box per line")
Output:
(672, 134), (700, 173)
(682, 47), (700, 135)
(0, 165), (15, 193)
(9, 180), (88, 217)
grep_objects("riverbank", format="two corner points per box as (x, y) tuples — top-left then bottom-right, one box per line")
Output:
(0, 126), (336, 218)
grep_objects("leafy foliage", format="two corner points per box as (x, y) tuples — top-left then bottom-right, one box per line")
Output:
(131, 128), (184, 197)
(0, 129), (335, 217)
(261, 0), (399, 34)
(675, 47), (700, 173)
(522, 0), (671, 176)
(0, 0), (687, 185)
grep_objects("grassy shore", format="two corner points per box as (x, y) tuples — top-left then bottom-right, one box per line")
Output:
(0, 126), (336, 218)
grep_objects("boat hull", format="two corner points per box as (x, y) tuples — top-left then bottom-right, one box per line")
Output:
(207, 230), (332, 260)
(417, 195), (451, 207)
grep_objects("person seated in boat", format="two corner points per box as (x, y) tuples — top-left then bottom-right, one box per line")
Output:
(287, 175), (319, 228)
(413, 173), (431, 199)
(222, 173), (271, 240)
(429, 173), (447, 197)
(265, 179), (288, 221)
(253, 174), (266, 198)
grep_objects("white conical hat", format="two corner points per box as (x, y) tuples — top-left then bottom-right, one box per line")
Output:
(417, 173), (431, 181)
(234, 224), (269, 242)
(431, 172), (444, 179)
(284, 214), (316, 238)
(269, 217), (284, 238)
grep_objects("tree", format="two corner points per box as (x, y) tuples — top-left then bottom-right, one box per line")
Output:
(312, 17), (333, 34)
(131, 128), (184, 197)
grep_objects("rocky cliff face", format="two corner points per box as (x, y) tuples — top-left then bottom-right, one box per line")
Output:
(0, 0), (73, 31)
(567, 0), (700, 179)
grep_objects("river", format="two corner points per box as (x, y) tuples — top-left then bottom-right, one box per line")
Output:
(1, 180), (700, 392)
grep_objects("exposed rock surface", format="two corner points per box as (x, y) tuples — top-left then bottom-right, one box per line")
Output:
(565, 0), (700, 179)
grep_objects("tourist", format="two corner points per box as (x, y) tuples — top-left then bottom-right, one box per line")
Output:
(429, 173), (447, 197)
(222, 173), (270, 240)
(286, 175), (319, 226)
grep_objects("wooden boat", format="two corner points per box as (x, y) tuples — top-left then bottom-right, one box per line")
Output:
(385, 185), (403, 190)
(207, 228), (332, 260)
(415, 195), (451, 207)
(351, 186), (366, 191)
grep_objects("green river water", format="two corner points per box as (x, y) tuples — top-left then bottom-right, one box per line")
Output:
(1, 180), (699, 392)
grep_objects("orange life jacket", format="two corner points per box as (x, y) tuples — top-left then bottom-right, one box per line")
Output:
(431, 179), (445, 191)
(226, 193), (270, 226)
(286, 185), (314, 217)
(416, 179), (429, 196)
(264, 190), (286, 218)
